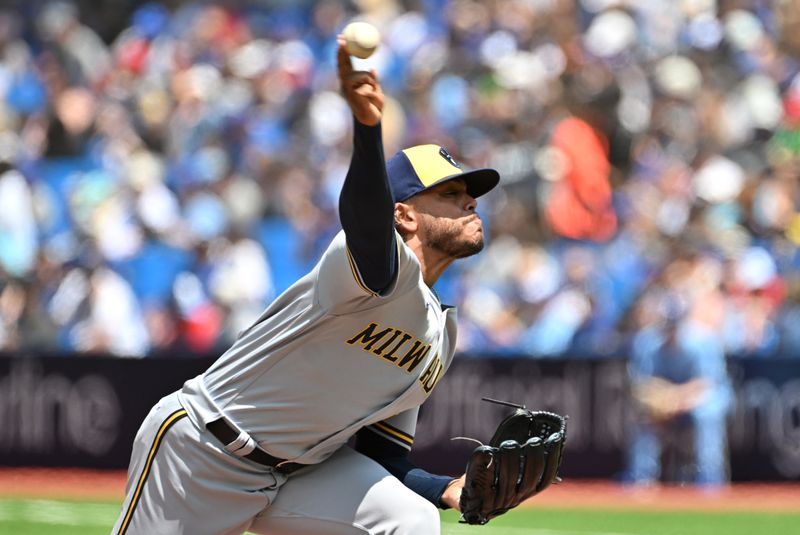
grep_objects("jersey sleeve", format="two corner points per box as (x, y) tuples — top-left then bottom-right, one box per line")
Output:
(314, 230), (418, 313)
(363, 407), (419, 451)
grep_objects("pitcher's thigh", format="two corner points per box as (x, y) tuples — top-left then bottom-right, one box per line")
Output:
(250, 447), (440, 535)
(112, 396), (276, 535)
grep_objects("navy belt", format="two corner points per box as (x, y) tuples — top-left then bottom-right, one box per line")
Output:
(206, 418), (304, 474)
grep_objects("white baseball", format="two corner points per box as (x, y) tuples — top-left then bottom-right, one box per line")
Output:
(343, 22), (381, 59)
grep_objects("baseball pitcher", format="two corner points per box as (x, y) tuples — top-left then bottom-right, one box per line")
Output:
(111, 35), (565, 535)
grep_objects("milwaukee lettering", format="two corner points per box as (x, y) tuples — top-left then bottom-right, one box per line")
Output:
(346, 322), (431, 373)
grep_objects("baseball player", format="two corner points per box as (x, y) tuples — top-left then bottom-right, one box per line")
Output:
(112, 37), (499, 535)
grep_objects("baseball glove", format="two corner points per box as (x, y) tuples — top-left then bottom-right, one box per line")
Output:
(459, 399), (567, 525)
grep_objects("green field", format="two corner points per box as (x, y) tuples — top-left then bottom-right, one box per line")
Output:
(1, 499), (799, 535)
(439, 509), (800, 534)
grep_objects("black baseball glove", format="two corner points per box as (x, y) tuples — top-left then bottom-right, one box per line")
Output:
(459, 399), (567, 525)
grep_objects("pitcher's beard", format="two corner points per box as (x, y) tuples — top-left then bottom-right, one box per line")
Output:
(426, 219), (484, 258)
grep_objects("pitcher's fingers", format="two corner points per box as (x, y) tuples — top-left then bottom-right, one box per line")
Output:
(354, 86), (377, 100)
(336, 37), (353, 78)
(359, 85), (384, 105)
(344, 71), (378, 91)
(369, 69), (382, 90)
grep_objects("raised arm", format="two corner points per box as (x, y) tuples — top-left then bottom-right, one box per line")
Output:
(336, 36), (397, 294)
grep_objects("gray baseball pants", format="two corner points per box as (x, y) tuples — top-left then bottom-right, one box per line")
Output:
(111, 392), (440, 535)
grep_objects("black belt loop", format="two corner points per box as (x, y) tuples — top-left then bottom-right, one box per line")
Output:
(205, 418), (303, 474)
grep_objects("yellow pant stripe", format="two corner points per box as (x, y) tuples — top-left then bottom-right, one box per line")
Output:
(373, 421), (414, 446)
(117, 408), (187, 535)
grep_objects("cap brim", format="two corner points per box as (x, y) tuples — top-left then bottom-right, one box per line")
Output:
(431, 168), (500, 199)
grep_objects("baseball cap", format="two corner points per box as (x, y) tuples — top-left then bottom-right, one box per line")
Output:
(386, 144), (500, 203)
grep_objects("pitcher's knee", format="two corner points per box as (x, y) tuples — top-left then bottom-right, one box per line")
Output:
(394, 497), (439, 535)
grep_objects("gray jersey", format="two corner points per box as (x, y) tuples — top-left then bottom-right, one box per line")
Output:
(178, 230), (457, 465)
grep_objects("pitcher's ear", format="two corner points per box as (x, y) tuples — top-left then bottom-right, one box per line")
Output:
(394, 202), (417, 234)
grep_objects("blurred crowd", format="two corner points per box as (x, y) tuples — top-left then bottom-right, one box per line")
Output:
(1, 0), (800, 360)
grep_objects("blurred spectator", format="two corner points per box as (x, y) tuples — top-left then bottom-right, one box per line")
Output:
(544, 69), (622, 242)
(625, 308), (733, 486)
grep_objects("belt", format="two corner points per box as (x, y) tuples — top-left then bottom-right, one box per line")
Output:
(206, 418), (303, 474)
